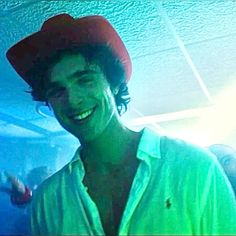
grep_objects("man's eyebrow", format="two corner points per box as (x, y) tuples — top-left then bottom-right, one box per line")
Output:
(47, 69), (98, 89)
(69, 69), (98, 80)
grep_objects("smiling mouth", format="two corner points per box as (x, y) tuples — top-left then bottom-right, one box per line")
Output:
(70, 107), (95, 121)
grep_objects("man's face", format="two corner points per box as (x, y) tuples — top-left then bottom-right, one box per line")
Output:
(46, 53), (118, 142)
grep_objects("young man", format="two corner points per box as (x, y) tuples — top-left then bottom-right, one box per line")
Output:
(6, 13), (236, 235)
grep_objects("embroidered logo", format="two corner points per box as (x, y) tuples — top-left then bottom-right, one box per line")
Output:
(165, 198), (171, 209)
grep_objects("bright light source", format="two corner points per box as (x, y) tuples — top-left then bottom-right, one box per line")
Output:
(191, 78), (236, 146)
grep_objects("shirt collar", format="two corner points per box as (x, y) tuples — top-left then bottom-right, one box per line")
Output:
(136, 128), (162, 161)
(70, 127), (162, 170)
(69, 147), (85, 177)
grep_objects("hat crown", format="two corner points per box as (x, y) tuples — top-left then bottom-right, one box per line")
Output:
(41, 14), (74, 31)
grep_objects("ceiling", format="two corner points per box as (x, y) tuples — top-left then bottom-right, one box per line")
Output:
(1, 0), (236, 148)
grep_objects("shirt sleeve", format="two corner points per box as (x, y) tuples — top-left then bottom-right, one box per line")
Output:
(200, 160), (236, 234)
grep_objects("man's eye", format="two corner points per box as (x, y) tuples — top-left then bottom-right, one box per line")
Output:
(46, 88), (65, 98)
(79, 77), (93, 84)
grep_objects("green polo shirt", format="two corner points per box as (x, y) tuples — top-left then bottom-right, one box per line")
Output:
(31, 128), (236, 235)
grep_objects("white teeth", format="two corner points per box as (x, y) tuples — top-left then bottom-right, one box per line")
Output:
(73, 109), (93, 121)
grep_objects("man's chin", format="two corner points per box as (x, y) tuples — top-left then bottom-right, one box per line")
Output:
(68, 128), (98, 143)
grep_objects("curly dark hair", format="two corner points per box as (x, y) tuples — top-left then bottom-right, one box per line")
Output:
(26, 44), (131, 115)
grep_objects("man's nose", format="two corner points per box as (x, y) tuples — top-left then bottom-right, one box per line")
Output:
(64, 86), (83, 107)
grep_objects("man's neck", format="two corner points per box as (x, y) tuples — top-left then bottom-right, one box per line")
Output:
(80, 117), (141, 174)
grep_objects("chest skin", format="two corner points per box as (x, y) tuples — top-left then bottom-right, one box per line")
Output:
(82, 158), (140, 236)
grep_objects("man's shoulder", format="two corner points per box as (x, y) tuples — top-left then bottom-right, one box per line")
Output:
(142, 128), (213, 156)
(142, 128), (217, 167)
(159, 134), (218, 171)
(34, 147), (81, 198)
(33, 161), (72, 203)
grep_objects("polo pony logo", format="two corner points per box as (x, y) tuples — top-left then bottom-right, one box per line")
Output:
(165, 198), (171, 209)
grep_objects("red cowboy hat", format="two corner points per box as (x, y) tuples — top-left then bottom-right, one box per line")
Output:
(6, 13), (132, 86)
